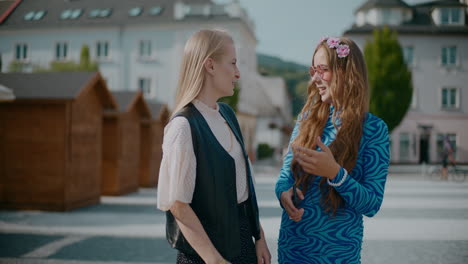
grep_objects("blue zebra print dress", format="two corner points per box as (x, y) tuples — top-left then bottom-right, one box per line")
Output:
(275, 108), (390, 264)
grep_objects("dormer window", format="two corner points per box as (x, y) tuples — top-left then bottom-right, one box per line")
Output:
(89, 8), (112, 18)
(129, 7), (142, 17)
(382, 9), (391, 24)
(149, 6), (163, 16)
(100, 9), (112, 17)
(61, 9), (82, 20)
(440, 8), (461, 25)
(24, 10), (46, 21)
(89, 9), (100, 18)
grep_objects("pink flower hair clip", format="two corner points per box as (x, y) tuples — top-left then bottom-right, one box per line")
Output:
(318, 36), (350, 58)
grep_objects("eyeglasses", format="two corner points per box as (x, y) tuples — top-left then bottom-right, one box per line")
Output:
(309, 64), (329, 79)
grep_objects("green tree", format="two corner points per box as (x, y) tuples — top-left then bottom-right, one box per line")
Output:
(218, 85), (240, 112)
(364, 26), (412, 132)
(79, 45), (98, 71)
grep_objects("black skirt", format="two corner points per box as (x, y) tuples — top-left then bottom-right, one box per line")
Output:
(176, 202), (257, 264)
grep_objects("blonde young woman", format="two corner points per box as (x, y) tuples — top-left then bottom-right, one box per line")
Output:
(157, 29), (271, 264)
(276, 37), (390, 263)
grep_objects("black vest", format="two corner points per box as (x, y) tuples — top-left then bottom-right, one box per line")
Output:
(165, 102), (260, 259)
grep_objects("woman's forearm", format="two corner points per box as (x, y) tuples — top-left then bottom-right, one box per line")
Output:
(170, 201), (224, 264)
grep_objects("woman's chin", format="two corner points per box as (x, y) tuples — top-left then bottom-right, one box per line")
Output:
(320, 94), (332, 104)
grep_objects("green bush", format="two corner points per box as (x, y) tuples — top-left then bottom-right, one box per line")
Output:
(257, 143), (275, 160)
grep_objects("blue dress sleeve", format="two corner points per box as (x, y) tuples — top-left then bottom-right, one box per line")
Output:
(330, 116), (390, 217)
(275, 120), (300, 200)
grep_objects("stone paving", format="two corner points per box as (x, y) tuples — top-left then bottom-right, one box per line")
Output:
(1, 166), (468, 264)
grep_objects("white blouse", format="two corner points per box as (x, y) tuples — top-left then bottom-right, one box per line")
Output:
(157, 99), (249, 211)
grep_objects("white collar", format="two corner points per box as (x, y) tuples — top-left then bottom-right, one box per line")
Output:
(192, 99), (221, 118)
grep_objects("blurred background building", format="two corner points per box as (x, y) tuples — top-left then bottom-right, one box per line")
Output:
(345, 0), (468, 164)
(0, 0), (293, 159)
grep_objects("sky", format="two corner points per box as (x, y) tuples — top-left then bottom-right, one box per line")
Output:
(225, 0), (430, 66)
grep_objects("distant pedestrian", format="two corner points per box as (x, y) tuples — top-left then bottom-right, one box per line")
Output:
(441, 135), (455, 180)
(275, 36), (390, 263)
(157, 29), (271, 264)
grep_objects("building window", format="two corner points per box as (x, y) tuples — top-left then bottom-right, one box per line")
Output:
(138, 78), (151, 97)
(89, 8), (112, 18)
(382, 9), (391, 24)
(399, 133), (410, 161)
(61, 9), (82, 19)
(55, 42), (68, 60)
(436, 133), (457, 160)
(149, 6), (163, 16)
(441, 87), (459, 109)
(442, 46), (457, 66)
(403, 46), (414, 66)
(23, 10), (46, 21)
(441, 8), (461, 24)
(129, 7), (142, 17)
(139, 40), (152, 58)
(96, 41), (109, 59)
(15, 43), (28, 60)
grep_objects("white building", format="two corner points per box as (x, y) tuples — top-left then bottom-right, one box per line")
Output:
(0, 0), (293, 158)
(345, 0), (468, 164)
(250, 75), (292, 161)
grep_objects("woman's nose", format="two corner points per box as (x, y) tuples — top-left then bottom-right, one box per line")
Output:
(311, 72), (321, 83)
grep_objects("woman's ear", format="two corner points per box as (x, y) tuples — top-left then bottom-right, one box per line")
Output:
(204, 58), (215, 76)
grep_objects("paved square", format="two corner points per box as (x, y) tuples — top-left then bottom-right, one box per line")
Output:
(1, 166), (468, 264)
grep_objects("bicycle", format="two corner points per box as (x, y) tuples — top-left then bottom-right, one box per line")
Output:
(427, 164), (467, 182)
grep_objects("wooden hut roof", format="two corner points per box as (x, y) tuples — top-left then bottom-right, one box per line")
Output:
(145, 100), (169, 123)
(145, 100), (165, 117)
(112, 91), (151, 118)
(0, 72), (117, 109)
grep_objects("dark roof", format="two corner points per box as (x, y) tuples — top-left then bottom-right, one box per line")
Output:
(145, 100), (166, 117)
(356, 0), (411, 12)
(345, 24), (468, 35)
(0, 0), (229, 29)
(0, 72), (98, 99)
(112, 91), (139, 112)
(0, 0), (14, 13)
(0, 0), (18, 24)
(413, 0), (466, 8)
(347, 0), (468, 35)
(112, 90), (151, 118)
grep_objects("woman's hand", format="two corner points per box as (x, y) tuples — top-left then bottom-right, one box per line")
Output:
(293, 137), (340, 180)
(255, 227), (271, 264)
(280, 187), (304, 222)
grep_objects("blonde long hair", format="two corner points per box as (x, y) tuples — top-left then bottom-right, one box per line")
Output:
(171, 29), (233, 117)
(292, 37), (369, 215)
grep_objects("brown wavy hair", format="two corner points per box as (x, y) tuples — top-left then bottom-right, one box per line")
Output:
(291, 37), (369, 215)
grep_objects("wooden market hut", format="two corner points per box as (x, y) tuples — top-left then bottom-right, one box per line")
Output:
(0, 72), (117, 211)
(102, 91), (151, 195)
(140, 100), (169, 187)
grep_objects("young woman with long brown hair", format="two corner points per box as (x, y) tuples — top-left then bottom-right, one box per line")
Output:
(275, 36), (390, 263)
